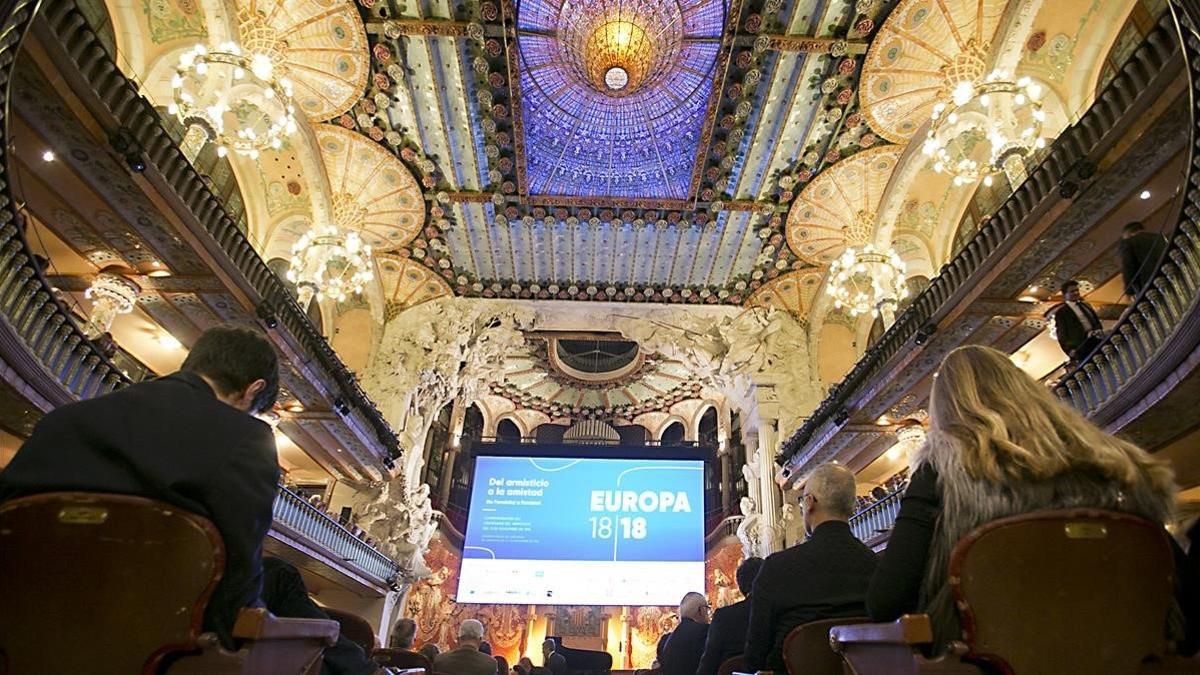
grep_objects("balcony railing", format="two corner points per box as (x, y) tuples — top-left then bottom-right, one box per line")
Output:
(781, 10), (1184, 471)
(271, 486), (399, 584)
(849, 489), (904, 544)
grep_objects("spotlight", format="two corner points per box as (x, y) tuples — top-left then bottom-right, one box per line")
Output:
(125, 152), (146, 173)
(41, 150), (55, 162)
(256, 303), (278, 329)
(914, 322), (936, 346)
(382, 457), (395, 471)
(781, 467), (792, 478)
(334, 397), (350, 415)
(1058, 180), (1079, 200)
(109, 128), (135, 154)
(834, 408), (851, 426)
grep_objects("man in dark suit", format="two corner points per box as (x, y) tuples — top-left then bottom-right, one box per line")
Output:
(1118, 221), (1168, 298)
(0, 324), (281, 648)
(696, 556), (764, 675)
(659, 591), (710, 675)
(744, 464), (877, 672)
(433, 620), (497, 675)
(1050, 279), (1105, 362)
(542, 638), (568, 675)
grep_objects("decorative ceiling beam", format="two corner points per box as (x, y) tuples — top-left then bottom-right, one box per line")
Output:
(46, 273), (226, 294)
(749, 35), (870, 55)
(365, 19), (496, 38)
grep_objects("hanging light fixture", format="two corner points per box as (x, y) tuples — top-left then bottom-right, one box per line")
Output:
(286, 193), (375, 306)
(82, 267), (140, 337)
(169, 40), (297, 159)
(922, 68), (1046, 186)
(825, 211), (908, 318)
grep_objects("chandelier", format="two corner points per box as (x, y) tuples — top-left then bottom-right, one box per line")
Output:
(826, 211), (908, 318)
(922, 69), (1046, 186)
(286, 226), (373, 305)
(83, 268), (140, 338)
(169, 41), (298, 159)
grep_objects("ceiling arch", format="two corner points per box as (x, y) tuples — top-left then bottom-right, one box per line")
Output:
(785, 145), (904, 266)
(745, 270), (824, 320)
(377, 255), (451, 318)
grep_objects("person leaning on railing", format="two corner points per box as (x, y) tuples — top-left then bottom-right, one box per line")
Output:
(865, 345), (1196, 653)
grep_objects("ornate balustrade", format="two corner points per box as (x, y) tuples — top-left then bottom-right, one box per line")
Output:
(848, 489), (903, 545)
(272, 486), (400, 585)
(781, 8), (1186, 473)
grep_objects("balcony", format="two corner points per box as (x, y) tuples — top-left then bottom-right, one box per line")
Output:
(848, 489), (903, 550)
(269, 486), (400, 594)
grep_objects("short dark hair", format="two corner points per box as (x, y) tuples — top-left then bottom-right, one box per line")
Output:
(1124, 221), (1145, 234)
(736, 556), (765, 596)
(1060, 279), (1080, 293)
(181, 325), (279, 413)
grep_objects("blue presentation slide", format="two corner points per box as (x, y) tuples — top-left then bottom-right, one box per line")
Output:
(456, 456), (706, 606)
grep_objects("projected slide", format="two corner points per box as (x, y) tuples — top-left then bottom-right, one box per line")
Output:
(457, 455), (705, 606)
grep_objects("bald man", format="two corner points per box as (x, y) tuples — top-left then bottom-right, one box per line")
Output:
(744, 464), (877, 671)
(659, 591), (710, 675)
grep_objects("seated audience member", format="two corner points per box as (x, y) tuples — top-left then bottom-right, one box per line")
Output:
(480, 639), (493, 655)
(495, 654), (509, 675)
(659, 591), (710, 675)
(418, 642), (441, 663)
(696, 556), (764, 675)
(867, 345), (1180, 650)
(0, 325), (281, 648)
(260, 557), (382, 675)
(434, 619), (498, 675)
(744, 463), (877, 671)
(542, 638), (567, 675)
(515, 655), (535, 675)
(373, 617), (431, 671)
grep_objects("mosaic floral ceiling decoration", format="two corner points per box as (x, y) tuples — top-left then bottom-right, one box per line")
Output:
(785, 145), (903, 265)
(515, 0), (725, 200)
(315, 124), (425, 251)
(376, 255), (451, 319)
(746, 269), (824, 318)
(236, 0), (369, 121)
(860, 0), (1009, 143)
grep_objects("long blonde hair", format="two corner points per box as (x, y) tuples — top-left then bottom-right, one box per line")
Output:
(926, 345), (1174, 493)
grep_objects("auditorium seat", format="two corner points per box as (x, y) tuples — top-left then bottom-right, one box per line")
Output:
(717, 655), (748, 675)
(373, 647), (433, 671)
(830, 509), (1192, 674)
(782, 616), (868, 674)
(0, 492), (338, 674)
(323, 606), (378, 653)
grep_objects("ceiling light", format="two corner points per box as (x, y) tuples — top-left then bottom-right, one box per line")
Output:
(170, 42), (298, 159)
(1139, 190), (1151, 200)
(158, 333), (182, 350)
(41, 150), (55, 162)
(286, 225), (373, 306)
(284, 402), (305, 413)
(83, 268), (140, 338)
(876, 415), (891, 426)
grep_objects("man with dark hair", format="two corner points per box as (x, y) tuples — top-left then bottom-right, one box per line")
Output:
(744, 464), (877, 672)
(1118, 221), (1168, 297)
(0, 324), (282, 648)
(1050, 280), (1104, 362)
(542, 638), (567, 675)
(695, 556), (764, 675)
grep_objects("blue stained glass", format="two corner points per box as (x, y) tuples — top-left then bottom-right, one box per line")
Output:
(516, 0), (726, 200)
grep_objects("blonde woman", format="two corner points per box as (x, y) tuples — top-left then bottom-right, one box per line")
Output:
(866, 345), (1181, 648)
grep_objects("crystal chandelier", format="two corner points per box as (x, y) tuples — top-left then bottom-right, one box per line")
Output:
(169, 41), (298, 159)
(83, 268), (140, 338)
(826, 211), (909, 318)
(286, 226), (374, 306)
(922, 69), (1046, 186)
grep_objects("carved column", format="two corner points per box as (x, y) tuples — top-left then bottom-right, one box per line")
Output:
(757, 422), (781, 554)
(438, 397), (467, 507)
(719, 445), (732, 515)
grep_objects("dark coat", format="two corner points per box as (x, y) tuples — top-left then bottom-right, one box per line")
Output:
(660, 617), (709, 675)
(0, 371), (280, 648)
(696, 597), (752, 675)
(1051, 301), (1102, 357)
(744, 520), (877, 670)
(1119, 231), (1168, 297)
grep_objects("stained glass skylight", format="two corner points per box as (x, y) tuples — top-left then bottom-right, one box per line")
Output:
(517, 0), (725, 201)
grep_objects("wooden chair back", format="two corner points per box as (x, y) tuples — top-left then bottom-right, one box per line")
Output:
(0, 492), (223, 674)
(717, 654), (748, 675)
(950, 508), (1174, 674)
(781, 617), (868, 674)
(323, 606), (376, 653)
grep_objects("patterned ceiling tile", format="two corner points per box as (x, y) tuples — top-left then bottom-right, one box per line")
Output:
(785, 145), (903, 265)
(315, 124), (425, 251)
(860, 0), (1009, 143)
(238, 0), (369, 121)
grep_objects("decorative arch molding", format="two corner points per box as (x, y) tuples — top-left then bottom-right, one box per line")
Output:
(655, 415), (688, 442)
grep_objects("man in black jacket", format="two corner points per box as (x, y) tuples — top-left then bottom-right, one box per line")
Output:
(1050, 280), (1104, 362)
(0, 324), (281, 648)
(1118, 221), (1168, 298)
(659, 591), (710, 675)
(744, 464), (877, 672)
(696, 556), (764, 675)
